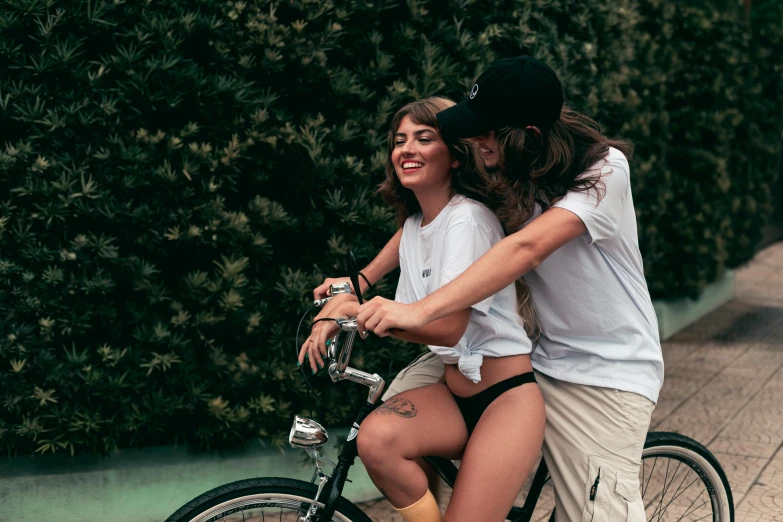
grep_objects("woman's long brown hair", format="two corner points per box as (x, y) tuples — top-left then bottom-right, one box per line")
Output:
(378, 97), (539, 338)
(487, 106), (634, 232)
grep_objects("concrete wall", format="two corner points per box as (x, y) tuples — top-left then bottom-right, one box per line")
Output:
(653, 270), (735, 340)
(0, 428), (379, 522)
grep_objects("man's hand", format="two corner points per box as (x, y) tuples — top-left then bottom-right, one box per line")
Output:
(357, 296), (427, 338)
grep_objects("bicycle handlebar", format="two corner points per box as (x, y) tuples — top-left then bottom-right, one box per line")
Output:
(313, 281), (352, 307)
(321, 284), (385, 403)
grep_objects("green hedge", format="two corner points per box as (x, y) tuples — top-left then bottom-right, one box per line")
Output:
(631, 1), (783, 296)
(0, 0), (780, 455)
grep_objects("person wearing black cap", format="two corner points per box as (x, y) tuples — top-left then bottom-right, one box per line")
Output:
(435, 56), (564, 146)
(316, 56), (662, 521)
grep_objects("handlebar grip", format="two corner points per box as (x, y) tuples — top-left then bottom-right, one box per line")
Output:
(313, 281), (353, 308)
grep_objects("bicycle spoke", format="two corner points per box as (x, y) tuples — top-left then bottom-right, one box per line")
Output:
(660, 460), (687, 520)
(664, 476), (703, 511)
(663, 460), (683, 501)
(653, 466), (704, 520)
(643, 456), (658, 499)
(677, 498), (711, 521)
(687, 511), (715, 522)
(657, 471), (697, 520)
(659, 476), (703, 520)
(652, 458), (673, 521)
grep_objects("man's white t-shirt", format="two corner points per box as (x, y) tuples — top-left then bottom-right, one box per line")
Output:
(396, 196), (532, 383)
(525, 147), (664, 403)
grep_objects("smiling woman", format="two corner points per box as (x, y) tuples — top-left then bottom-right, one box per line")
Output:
(376, 97), (491, 228)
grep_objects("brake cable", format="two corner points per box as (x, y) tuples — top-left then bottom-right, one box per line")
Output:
(294, 305), (343, 421)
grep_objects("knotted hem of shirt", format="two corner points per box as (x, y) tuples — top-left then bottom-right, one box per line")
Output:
(458, 352), (483, 384)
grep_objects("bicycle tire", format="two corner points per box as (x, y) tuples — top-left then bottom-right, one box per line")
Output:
(640, 431), (734, 521)
(165, 477), (373, 522)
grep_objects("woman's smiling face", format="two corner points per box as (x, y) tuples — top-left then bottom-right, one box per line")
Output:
(391, 115), (454, 192)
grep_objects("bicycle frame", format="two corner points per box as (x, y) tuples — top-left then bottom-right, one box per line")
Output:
(315, 400), (378, 520)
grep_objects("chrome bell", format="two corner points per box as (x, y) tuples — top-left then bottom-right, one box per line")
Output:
(289, 415), (329, 449)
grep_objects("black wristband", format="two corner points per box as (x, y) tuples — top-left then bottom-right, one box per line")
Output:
(358, 271), (373, 290)
(311, 317), (337, 328)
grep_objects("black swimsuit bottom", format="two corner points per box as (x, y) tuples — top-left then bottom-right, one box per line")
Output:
(452, 372), (537, 435)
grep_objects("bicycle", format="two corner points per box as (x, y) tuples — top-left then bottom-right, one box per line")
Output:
(165, 274), (734, 522)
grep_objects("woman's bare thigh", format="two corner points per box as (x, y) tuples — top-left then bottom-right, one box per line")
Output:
(445, 383), (546, 522)
(361, 383), (469, 461)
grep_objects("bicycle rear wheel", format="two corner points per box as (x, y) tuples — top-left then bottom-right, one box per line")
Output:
(165, 477), (372, 522)
(641, 432), (734, 521)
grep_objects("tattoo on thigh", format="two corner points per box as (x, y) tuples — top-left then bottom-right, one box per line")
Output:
(374, 397), (418, 418)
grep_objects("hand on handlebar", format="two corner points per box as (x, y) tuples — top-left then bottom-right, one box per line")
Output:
(298, 299), (361, 373)
(313, 277), (354, 300)
(357, 297), (425, 338)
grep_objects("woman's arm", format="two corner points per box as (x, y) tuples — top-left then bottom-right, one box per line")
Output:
(389, 309), (471, 347)
(362, 227), (402, 289)
(357, 208), (586, 335)
(312, 228), (402, 299)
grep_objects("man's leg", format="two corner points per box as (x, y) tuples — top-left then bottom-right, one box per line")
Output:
(535, 371), (655, 522)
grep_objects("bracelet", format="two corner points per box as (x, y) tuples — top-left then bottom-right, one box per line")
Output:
(358, 271), (373, 290)
(311, 317), (338, 328)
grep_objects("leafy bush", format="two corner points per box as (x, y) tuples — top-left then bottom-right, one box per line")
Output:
(0, 0), (779, 455)
(630, 0), (783, 296)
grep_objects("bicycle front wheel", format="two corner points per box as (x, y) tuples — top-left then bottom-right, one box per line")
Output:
(165, 477), (373, 522)
(641, 432), (734, 521)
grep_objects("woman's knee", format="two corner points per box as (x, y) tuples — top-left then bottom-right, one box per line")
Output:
(356, 415), (404, 469)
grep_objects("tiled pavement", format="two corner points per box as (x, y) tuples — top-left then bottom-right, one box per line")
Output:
(359, 241), (783, 521)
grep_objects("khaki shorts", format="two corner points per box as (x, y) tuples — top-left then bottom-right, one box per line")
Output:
(382, 355), (655, 522)
(381, 352), (444, 401)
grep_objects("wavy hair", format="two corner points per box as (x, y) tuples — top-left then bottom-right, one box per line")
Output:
(486, 105), (634, 231)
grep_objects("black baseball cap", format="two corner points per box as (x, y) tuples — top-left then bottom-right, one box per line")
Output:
(437, 56), (564, 142)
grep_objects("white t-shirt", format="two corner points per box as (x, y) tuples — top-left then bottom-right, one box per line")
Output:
(525, 147), (664, 403)
(396, 196), (532, 383)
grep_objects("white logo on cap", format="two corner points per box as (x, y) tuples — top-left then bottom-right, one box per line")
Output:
(470, 84), (479, 99)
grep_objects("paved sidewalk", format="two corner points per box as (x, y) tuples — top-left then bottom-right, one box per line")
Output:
(359, 241), (783, 521)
